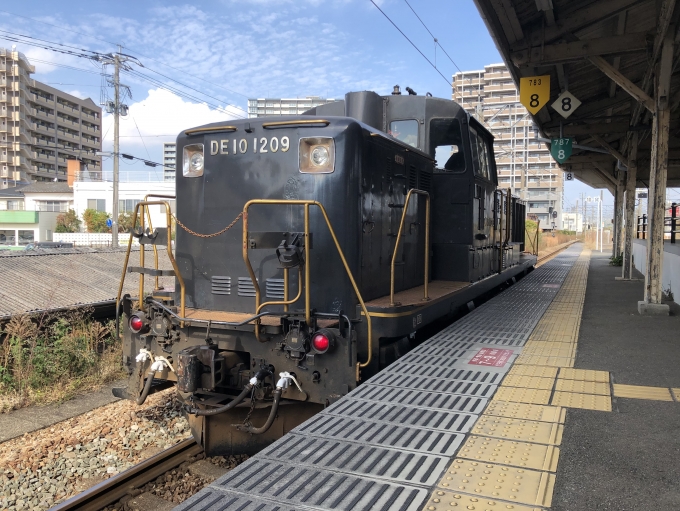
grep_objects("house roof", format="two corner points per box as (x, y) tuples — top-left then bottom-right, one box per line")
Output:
(20, 182), (73, 194)
(0, 248), (173, 319)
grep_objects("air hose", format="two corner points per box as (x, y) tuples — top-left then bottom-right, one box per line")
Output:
(136, 369), (155, 405)
(235, 388), (282, 435)
(185, 384), (253, 416)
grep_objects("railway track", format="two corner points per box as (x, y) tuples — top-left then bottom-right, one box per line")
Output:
(50, 438), (203, 511)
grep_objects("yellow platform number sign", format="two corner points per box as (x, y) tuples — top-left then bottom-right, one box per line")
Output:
(520, 75), (550, 115)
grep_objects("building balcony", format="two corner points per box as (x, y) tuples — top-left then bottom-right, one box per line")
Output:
(56, 102), (79, 114)
(81, 124), (99, 135)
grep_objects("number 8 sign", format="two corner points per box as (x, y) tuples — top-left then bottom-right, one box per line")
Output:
(551, 90), (582, 119)
(551, 138), (572, 164)
(520, 75), (550, 114)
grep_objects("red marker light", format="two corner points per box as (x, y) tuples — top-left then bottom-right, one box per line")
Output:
(129, 316), (144, 333)
(311, 333), (330, 353)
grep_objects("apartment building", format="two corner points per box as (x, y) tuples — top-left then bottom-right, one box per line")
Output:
(247, 96), (336, 118)
(163, 142), (176, 181)
(0, 48), (102, 187)
(452, 64), (563, 227)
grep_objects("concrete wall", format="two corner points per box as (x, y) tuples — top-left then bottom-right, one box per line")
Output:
(633, 239), (680, 304)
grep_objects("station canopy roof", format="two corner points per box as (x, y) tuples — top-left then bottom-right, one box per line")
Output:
(474, 0), (680, 192)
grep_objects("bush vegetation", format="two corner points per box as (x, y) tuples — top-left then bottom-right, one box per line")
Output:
(0, 310), (124, 412)
(82, 208), (111, 233)
(55, 209), (81, 233)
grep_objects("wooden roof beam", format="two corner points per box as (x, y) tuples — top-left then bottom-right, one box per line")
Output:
(513, 0), (643, 50)
(592, 134), (630, 165)
(546, 121), (631, 136)
(588, 56), (655, 112)
(489, 0), (524, 45)
(592, 161), (619, 186)
(512, 32), (650, 66)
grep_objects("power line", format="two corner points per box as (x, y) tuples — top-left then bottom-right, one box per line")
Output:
(0, 9), (251, 101)
(369, 0), (452, 87)
(403, 0), (462, 73)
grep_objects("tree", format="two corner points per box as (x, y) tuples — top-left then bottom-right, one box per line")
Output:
(118, 211), (136, 233)
(55, 209), (81, 233)
(82, 209), (110, 233)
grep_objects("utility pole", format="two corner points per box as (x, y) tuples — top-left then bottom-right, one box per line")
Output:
(112, 47), (121, 248)
(97, 47), (139, 248)
(600, 190), (604, 252)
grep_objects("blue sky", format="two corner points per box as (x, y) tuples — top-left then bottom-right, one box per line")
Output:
(0, 0), (605, 207)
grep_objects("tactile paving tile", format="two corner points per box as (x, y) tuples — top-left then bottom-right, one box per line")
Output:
(423, 489), (544, 511)
(484, 401), (566, 423)
(507, 365), (559, 379)
(501, 374), (556, 390)
(672, 388), (680, 400)
(551, 391), (612, 411)
(173, 488), (299, 511)
(293, 414), (465, 456)
(212, 459), (428, 511)
(514, 354), (574, 367)
(457, 435), (560, 472)
(612, 384), (673, 401)
(351, 385), (488, 413)
(323, 399), (477, 433)
(555, 378), (610, 396)
(471, 415), (563, 445)
(558, 368), (610, 382)
(493, 386), (552, 405)
(258, 434), (448, 486)
(365, 373), (497, 398)
(437, 459), (555, 507)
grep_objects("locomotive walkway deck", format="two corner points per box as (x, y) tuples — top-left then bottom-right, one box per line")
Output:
(173, 244), (680, 511)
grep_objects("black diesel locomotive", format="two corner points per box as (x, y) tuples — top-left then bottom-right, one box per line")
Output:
(116, 88), (535, 455)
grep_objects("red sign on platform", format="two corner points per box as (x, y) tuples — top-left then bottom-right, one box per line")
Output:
(469, 348), (513, 367)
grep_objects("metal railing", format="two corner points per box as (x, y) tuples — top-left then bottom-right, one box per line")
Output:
(389, 189), (430, 306)
(242, 199), (373, 373)
(116, 200), (185, 322)
(636, 204), (680, 242)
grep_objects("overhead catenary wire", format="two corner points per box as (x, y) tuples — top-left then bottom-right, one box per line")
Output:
(369, 0), (453, 87)
(403, 0), (462, 73)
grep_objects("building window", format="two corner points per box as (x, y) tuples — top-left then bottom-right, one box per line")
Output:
(87, 198), (106, 211)
(18, 230), (34, 245)
(36, 200), (69, 212)
(118, 199), (140, 213)
(0, 230), (15, 245)
(0, 200), (24, 210)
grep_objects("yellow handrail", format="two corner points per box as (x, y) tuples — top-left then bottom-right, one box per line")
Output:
(389, 189), (431, 307)
(256, 267), (303, 316)
(142, 194), (176, 290)
(242, 199), (373, 374)
(116, 200), (186, 323)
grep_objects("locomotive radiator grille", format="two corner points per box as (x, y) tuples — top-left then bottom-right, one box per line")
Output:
(265, 278), (285, 299)
(211, 276), (231, 295)
(237, 277), (258, 297)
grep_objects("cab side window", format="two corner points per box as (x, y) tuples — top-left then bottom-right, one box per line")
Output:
(429, 118), (465, 172)
(469, 126), (490, 180)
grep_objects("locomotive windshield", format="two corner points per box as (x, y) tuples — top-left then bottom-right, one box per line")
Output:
(388, 119), (418, 148)
(430, 118), (465, 172)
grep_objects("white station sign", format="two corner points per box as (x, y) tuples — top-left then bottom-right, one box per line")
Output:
(551, 90), (582, 119)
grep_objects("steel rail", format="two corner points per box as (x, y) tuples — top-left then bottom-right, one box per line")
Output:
(49, 438), (202, 511)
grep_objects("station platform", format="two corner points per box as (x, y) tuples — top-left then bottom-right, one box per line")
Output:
(173, 244), (680, 511)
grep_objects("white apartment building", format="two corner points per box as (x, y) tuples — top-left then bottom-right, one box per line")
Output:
(453, 64), (563, 227)
(1, 48), (102, 186)
(247, 96), (336, 118)
(163, 142), (176, 181)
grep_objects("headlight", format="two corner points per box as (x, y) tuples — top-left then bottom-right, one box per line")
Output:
(183, 143), (204, 177)
(299, 137), (335, 174)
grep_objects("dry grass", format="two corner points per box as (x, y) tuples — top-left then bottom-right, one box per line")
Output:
(0, 310), (125, 413)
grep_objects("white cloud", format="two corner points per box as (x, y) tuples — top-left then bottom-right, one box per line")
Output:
(101, 87), (241, 157)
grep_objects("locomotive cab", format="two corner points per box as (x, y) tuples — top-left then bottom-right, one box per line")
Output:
(115, 88), (532, 455)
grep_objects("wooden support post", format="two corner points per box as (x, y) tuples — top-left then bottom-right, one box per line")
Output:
(640, 34), (674, 315)
(622, 132), (638, 279)
(614, 172), (625, 257)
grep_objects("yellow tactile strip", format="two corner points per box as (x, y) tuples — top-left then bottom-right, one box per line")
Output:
(554, 379), (610, 396)
(613, 384), (674, 401)
(551, 391), (613, 412)
(559, 368), (610, 382)
(502, 374), (556, 390)
(458, 435), (560, 472)
(507, 365), (559, 379)
(424, 490), (544, 511)
(484, 401), (566, 424)
(437, 459), (556, 507)
(471, 415), (564, 446)
(493, 386), (552, 405)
